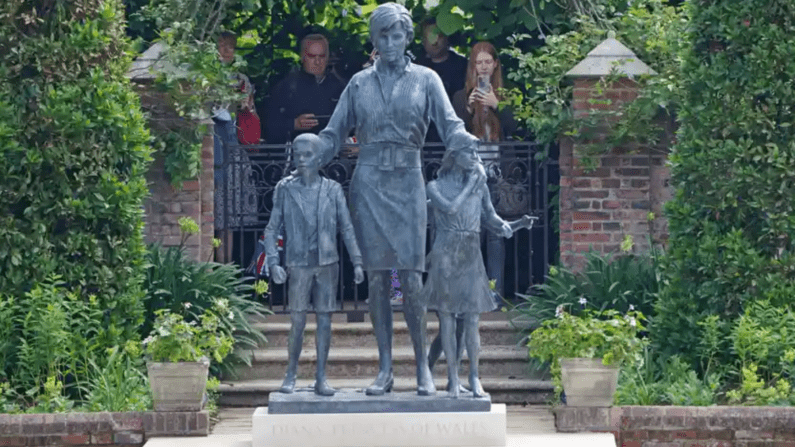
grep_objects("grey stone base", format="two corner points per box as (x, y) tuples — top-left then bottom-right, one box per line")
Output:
(268, 389), (491, 414)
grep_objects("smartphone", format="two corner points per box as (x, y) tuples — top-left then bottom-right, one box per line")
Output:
(478, 76), (490, 91)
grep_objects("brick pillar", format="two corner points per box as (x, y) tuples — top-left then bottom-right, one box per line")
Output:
(136, 78), (215, 262)
(141, 125), (214, 262)
(559, 78), (671, 270)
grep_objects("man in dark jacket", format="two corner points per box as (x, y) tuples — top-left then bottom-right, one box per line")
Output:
(265, 34), (347, 144)
(416, 18), (467, 143)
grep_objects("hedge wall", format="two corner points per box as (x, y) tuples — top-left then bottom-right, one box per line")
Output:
(652, 0), (795, 367)
(0, 0), (152, 361)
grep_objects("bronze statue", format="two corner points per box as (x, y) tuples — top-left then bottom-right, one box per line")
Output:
(315, 3), (482, 396)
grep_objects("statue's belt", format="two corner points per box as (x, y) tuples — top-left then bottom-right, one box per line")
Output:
(357, 143), (422, 171)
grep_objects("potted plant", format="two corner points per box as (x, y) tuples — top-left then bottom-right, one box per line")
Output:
(527, 301), (646, 406)
(143, 301), (234, 411)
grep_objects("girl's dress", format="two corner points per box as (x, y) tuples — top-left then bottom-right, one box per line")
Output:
(423, 180), (498, 315)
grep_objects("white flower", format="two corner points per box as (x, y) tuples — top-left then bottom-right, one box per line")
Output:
(628, 304), (635, 311)
(629, 317), (637, 328)
(142, 336), (154, 346)
(341, 8), (347, 17)
(555, 305), (564, 318)
(228, 311), (235, 321)
(578, 297), (587, 305)
(183, 302), (192, 309)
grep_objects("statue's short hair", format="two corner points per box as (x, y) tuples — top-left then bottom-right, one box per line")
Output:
(293, 133), (321, 152)
(369, 3), (414, 45)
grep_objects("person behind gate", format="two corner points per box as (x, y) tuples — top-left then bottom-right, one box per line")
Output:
(263, 133), (365, 396)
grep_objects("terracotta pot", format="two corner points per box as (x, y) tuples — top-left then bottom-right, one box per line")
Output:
(560, 357), (619, 407)
(147, 358), (210, 411)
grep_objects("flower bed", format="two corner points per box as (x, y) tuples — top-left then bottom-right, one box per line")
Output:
(555, 406), (795, 447)
(0, 411), (208, 446)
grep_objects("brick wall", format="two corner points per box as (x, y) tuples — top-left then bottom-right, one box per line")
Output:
(559, 78), (673, 270)
(136, 83), (215, 263)
(555, 406), (795, 447)
(0, 411), (208, 446)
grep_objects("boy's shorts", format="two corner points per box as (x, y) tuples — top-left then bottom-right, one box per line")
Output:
(287, 263), (339, 313)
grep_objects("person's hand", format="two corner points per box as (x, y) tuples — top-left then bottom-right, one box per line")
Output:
(519, 214), (538, 230)
(294, 113), (319, 130)
(499, 221), (513, 239)
(474, 162), (487, 185)
(472, 88), (499, 109)
(480, 88), (499, 109)
(353, 265), (365, 284)
(467, 89), (480, 113)
(271, 265), (287, 284)
(240, 95), (255, 111)
(467, 163), (487, 189)
(342, 145), (360, 158)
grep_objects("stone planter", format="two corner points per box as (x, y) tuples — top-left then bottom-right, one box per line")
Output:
(559, 357), (618, 407)
(147, 358), (210, 411)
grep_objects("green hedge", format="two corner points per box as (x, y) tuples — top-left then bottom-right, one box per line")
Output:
(0, 0), (152, 381)
(652, 0), (795, 370)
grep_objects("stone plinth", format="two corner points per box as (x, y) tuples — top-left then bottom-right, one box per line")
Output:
(267, 389), (491, 414)
(252, 403), (507, 447)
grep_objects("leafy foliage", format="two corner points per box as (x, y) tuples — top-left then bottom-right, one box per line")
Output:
(0, 0), (150, 410)
(142, 220), (270, 374)
(80, 344), (152, 412)
(652, 0), (795, 371)
(503, 0), (686, 155)
(615, 347), (719, 406)
(143, 304), (234, 363)
(527, 306), (645, 396)
(512, 248), (661, 331)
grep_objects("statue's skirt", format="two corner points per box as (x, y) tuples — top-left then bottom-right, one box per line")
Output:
(349, 162), (426, 273)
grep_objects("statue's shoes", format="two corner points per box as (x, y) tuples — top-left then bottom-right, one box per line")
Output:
(446, 382), (470, 394)
(278, 377), (296, 394)
(417, 368), (436, 396)
(470, 378), (488, 398)
(365, 372), (394, 396)
(314, 380), (336, 397)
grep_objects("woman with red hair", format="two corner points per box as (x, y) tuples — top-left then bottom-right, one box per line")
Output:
(451, 41), (516, 297)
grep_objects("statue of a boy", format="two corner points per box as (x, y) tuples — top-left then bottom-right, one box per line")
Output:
(263, 133), (365, 396)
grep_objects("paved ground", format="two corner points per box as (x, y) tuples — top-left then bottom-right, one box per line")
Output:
(211, 404), (556, 435)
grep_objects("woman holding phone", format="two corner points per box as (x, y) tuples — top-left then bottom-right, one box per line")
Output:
(451, 41), (516, 296)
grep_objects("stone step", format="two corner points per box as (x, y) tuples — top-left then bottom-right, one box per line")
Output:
(217, 376), (554, 407)
(227, 345), (541, 381)
(257, 320), (524, 349)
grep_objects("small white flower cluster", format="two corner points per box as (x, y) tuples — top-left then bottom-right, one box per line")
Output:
(578, 297), (587, 305)
(555, 305), (564, 318)
(142, 335), (155, 346)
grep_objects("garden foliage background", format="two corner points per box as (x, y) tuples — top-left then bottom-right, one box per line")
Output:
(1, 0), (794, 412)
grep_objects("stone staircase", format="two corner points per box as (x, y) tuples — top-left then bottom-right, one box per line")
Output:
(218, 311), (552, 406)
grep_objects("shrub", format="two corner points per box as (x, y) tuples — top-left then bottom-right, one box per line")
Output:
(142, 235), (269, 374)
(615, 348), (719, 406)
(652, 0), (795, 369)
(512, 248), (661, 331)
(0, 0), (151, 375)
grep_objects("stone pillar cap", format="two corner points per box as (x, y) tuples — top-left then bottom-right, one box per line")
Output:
(566, 31), (657, 78)
(127, 41), (187, 81)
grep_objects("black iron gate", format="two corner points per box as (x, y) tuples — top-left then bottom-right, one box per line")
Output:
(218, 141), (559, 315)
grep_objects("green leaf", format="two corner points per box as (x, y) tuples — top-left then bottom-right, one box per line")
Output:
(436, 8), (465, 35)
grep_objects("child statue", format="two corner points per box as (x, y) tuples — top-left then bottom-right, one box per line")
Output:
(263, 133), (365, 396)
(423, 146), (536, 398)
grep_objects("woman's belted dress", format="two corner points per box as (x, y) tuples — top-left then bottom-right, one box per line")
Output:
(317, 57), (478, 272)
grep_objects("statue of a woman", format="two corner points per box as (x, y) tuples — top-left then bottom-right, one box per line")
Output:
(316, 2), (482, 397)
